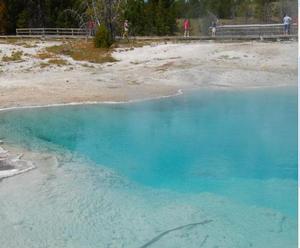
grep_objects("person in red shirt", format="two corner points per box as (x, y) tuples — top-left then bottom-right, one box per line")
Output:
(183, 19), (190, 38)
(88, 20), (96, 36)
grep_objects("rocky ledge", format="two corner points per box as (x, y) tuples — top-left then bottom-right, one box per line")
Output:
(0, 144), (35, 180)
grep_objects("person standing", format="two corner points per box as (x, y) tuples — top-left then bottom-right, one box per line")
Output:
(123, 20), (129, 41)
(211, 21), (217, 37)
(283, 14), (292, 35)
(183, 19), (190, 38)
(88, 20), (96, 36)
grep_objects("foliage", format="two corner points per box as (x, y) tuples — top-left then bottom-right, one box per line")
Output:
(94, 24), (113, 48)
(0, 0), (297, 35)
(175, 0), (296, 22)
(3, 0), (80, 34)
(2, 51), (23, 62)
(83, 0), (124, 40)
(48, 59), (69, 66)
(124, 0), (177, 36)
(0, 0), (7, 34)
(253, 0), (277, 22)
(123, 0), (146, 35)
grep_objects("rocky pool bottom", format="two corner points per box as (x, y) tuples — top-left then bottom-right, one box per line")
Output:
(0, 149), (296, 248)
(0, 150), (297, 248)
(0, 87), (297, 247)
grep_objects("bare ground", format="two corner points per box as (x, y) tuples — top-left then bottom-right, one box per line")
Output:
(0, 40), (297, 109)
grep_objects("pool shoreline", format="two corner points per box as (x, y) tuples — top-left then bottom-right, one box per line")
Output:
(0, 83), (296, 113)
(0, 85), (297, 181)
(0, 89), (184, 113)
(0, 41), (297, 112)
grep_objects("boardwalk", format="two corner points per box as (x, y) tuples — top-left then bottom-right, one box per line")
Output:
(0, 25), (296, 41)
(1, 34), (296, 41)
(214, 23), (298, 37)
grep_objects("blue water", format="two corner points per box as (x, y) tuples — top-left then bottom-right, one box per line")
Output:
(0, 87), (297, 217)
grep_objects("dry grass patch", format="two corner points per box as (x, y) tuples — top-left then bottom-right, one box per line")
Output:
(0, 39), (40, 47)
(2, 38), (19, 44)
(2, 51), (23, 62)
(39, 62), (51, 68)
(17, 42), (38, 48)
(81, 63), (96, 68)
(156, 61), (176, 72)
(46, 41), (117, 64)
(48, 59), (69, 66)
(35, 52), (56, 60)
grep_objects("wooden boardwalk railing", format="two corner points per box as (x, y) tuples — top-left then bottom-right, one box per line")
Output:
(9, 25), (298, 40)
(16, 28), (88, 37)
(213, 23), (298, 37)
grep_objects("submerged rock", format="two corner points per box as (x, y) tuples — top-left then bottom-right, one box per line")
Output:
(0, 160), (15, 171)
(0, 146), (35, 180)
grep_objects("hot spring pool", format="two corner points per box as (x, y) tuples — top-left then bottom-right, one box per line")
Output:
(0, 87), (297, 247)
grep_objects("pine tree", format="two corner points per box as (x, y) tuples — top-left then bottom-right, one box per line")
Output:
(254, 0), (277, 22)
(0, 0), (7, 34)
(124, 0), (146, 35)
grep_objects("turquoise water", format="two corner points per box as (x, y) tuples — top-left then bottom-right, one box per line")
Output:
(0, 87), (297, 247)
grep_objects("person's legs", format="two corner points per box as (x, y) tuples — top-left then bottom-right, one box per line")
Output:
(212, 28), (216, 37)
(124, 31), (129, 41)
(123, 31), (127, 40)
(284, 24), (288, 35)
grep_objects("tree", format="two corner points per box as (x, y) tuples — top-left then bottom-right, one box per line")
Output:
(123, 0), (146, 35)
(203, 0), (234, 19)
(254, 0), (277, 22)
(94, 24), (113, 47)
(0, 0), (7, 34)
(3, 0), (79, 34)
(83, 0), (124, 39)
(237, 0), (254, 23)
(277, 0), (297, 18)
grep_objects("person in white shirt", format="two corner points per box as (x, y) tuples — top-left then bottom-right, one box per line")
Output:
(123, 20), (129, 41)
(283, 14), (292, 35)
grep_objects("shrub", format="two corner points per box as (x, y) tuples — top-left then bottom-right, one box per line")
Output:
(2, 51), (23, 62)
(94, 25), (113, 48)
(48, 59), (68, 66)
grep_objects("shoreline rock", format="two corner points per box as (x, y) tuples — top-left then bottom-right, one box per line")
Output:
(0, 145), (35, 180)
